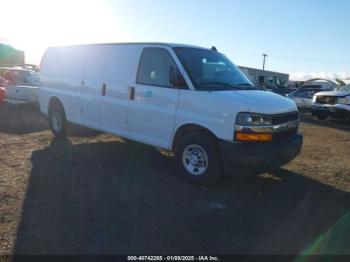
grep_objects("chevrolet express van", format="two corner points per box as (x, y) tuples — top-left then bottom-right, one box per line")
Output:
(39, 43), (303, 183)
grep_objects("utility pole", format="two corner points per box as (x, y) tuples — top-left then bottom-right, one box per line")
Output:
(262, 53), (268, 71)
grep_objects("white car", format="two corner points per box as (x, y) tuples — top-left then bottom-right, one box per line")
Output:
(39, 43), (303, 183)
(312, 84), (350, 120)
(286, 88), (321, 110)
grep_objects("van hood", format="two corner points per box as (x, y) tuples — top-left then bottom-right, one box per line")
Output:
(215, 90), (297, 114)
(315, 91), (350, 97)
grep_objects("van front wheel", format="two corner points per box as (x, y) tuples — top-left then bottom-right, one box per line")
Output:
(175, 132), (221, 184)
(49, 103), (67, 138)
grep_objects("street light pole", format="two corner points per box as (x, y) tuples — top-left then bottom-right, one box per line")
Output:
(262, 53), (268, 71)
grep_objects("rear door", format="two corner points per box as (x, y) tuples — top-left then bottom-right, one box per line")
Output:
(127, 46), (182, 149)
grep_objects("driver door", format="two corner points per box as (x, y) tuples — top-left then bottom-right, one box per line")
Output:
(127, 47), (182, 149)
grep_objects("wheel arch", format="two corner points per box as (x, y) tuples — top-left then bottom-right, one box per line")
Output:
(48, 96), (65, 113)
(171, 123), (219, 151)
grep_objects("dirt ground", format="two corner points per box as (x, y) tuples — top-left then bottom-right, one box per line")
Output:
(0, 104), (349, 255)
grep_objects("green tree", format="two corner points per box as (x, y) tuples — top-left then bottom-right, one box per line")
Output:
(335, 78), (346, 86)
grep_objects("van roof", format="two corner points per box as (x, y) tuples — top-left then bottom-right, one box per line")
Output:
(48, 42), (212, 50)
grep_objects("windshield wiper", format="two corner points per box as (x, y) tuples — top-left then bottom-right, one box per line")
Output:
(198, 81), (243, 90)
(198, 81), (259, 91)
(235, 83), (260, 90)
(235, 83), (253, 87)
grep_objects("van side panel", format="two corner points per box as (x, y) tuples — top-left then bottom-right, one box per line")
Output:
(39, 44), (140, 137)
(99, 45), (139, 138)
(80, 45), (110, 129)
(39, 46), (85, 125)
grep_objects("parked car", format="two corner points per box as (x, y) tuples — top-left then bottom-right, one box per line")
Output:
(286, 88), (322, 110)
(312, 84), (350, 120)
(0, 76), (8, 87)
(284, 84), (322, 94)
(298, 84), (323, 91)
(12, 64), (40, 72)
(0, 67), (39, 105)
(39, 43), (303, 184)
(304, 79), (337, 91)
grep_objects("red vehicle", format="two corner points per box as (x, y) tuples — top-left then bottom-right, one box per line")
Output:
(0, 87), (6, 104)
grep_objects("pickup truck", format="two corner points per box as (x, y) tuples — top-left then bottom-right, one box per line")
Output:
(312, 84), (350, 120)
(0, 67), (39, 105)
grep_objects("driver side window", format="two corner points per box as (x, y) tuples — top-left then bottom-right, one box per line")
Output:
(137, 47), (179, 88)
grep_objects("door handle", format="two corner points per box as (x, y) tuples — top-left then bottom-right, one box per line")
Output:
(102, 83), (106, 96)
(129, 86), (135, 100)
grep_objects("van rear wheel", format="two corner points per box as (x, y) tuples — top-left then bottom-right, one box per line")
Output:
(49, 103), (67, 138)
(175, 132), (221, 184)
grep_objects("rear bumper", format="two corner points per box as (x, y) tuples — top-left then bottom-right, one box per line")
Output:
(1, 98), (38, 105)
(4, 85), (38, 104)
(312, 104), (350, 119)
(219, 134), (303, 175)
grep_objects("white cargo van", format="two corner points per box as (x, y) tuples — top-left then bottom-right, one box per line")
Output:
(39, 43), (303, 183)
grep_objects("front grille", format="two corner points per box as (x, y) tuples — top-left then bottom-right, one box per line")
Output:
(271, 111), (299, 141)
(316, 96), (338, 105)
(273, 129), (297, 141)
(271, 111), (299, 125)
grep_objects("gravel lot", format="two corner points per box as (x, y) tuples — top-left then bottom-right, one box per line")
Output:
(0, 104), (349, 255)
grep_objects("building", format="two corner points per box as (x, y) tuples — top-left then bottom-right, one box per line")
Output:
(239, 66), (289, 88)
(0, 44), (25, 67)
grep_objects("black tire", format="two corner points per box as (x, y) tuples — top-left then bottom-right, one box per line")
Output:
(48, 102), (67, 138)
(315, 114), (328, 120)
(175, 131), (221, 184)
(312, 110), (328, 120)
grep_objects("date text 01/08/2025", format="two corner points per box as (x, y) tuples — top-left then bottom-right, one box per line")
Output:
(127, 256), (220, 261)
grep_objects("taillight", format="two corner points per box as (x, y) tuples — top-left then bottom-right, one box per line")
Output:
(0, 87), (6, 103)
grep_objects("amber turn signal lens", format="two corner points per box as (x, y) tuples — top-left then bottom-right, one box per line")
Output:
(236, 132), (272, 142)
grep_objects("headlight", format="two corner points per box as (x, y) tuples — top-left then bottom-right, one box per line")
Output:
(337, 96), (350, 105)
(236, 112), (272, 126)
(312, 95), (317, 103)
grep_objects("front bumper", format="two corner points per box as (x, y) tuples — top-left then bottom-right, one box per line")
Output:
(312, 104), (350, 119)
(219, 134), (303, 175)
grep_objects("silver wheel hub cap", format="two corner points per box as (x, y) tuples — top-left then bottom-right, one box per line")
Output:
(182, 144), (208, 176)
(51, 112), (62, 132)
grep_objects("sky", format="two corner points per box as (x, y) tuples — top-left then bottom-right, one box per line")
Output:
(0, 0), (349, 80)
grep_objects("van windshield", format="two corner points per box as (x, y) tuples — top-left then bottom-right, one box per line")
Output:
(174, 47), (254, 91)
